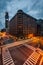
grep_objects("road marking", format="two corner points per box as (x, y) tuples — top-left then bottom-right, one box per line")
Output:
(23, 51), (40, 65)
(2, 48), (15, 65)
(23, 44), (36, 51)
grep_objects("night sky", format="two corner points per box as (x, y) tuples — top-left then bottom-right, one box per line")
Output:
(0, 0), (43, 29)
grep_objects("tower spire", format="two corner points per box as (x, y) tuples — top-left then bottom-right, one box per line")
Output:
(5, 12), (9, 32)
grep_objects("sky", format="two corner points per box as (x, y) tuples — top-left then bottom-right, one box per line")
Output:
(0, 0), (43, 29)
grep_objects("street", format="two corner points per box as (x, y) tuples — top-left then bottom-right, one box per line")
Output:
(0, 39), (43, 65)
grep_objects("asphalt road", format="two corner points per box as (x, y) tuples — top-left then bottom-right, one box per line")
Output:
(9, 44), (33, 65)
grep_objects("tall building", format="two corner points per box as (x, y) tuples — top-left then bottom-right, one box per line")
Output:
(5, 12), (9, 32)
(37, 19), (43, 36)
(7, 10), (37, 38)
(37, 24), (41, 36)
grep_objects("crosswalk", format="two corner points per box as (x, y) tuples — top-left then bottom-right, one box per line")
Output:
(2, 44), (43, 65)
(23, 51), (40, 65)
(23, 44), (36, 51)
(2, 48), (15, 65)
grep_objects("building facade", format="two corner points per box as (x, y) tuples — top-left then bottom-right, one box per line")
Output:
(37, 19), (43, 36)
(6, 10), (37, 38)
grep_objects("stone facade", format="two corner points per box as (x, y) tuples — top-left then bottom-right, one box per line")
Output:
(8, 10), (37, 37)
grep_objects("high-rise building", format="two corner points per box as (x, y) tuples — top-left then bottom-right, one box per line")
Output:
(6, 10), (37, 38)
(5, 12), (9, 32)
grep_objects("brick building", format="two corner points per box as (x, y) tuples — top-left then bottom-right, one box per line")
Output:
(5, 10), (37, 38)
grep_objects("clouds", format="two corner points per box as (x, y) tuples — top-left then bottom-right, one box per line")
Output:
(6, 0), (29, 19)
(0, 0), (43, 29)
(6, 0), (41, 19)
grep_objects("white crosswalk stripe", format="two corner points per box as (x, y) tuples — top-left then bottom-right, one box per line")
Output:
(24, 44), (36, 51)
(23, 51), (40, 65)
(2, 48), (15, 65)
